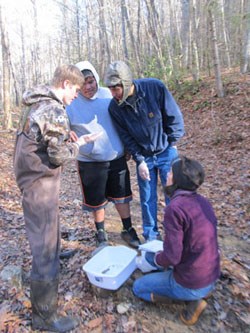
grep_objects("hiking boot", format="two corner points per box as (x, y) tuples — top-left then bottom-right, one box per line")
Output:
(31, 279), (79, 332)
(121, 227), (141, 248)
(95, 229), (108, 247)
(180, 299), (207, 325)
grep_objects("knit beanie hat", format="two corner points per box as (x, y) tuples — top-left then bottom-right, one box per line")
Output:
(172, 156), (205, 191)
(104, 60), (133, 105)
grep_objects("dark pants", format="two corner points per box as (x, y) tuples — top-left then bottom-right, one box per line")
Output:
(78, 156), (132, 210)
(22, 169), (61, 281)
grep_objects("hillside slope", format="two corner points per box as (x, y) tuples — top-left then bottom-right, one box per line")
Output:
(0, 70), (249, 332)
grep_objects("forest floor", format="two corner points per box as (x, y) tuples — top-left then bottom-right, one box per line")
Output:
(0, 69), (249, 333)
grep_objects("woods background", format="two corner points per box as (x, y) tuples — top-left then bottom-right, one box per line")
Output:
(0, 0), (250, 129)
(0, 1), (250, 331)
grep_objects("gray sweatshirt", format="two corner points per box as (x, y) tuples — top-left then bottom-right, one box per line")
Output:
(66, 61), (124, 162)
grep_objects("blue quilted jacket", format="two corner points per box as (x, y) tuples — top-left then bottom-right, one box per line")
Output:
(108, 78), (185, 163)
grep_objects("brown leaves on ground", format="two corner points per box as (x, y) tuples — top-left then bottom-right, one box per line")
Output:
(0, 69), (249, 332)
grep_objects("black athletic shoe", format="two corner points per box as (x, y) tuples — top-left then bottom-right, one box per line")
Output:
(121, 227), (141, 248)
(59, 249), (77, 260)
(91, 229), (109, 257)
(95, 229), (108, 247)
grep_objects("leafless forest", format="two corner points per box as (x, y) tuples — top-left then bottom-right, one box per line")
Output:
(0, 0), (250, 128)
(0, 1), (250, 332)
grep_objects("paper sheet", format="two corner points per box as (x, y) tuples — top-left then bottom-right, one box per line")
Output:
(138, 240), (164, 253)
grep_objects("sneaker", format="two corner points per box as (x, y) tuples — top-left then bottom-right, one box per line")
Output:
(121, 227), (141, 249)
(59, 249), (77, 260)
(95, 229), (108, 247)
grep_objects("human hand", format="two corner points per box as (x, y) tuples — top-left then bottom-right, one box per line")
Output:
(124, 151), (131, 161)
(76, 131), (103, 147)
(69, 131), (78, 142)
(138, 161), (150, 181)
(136, 251), (158, 273)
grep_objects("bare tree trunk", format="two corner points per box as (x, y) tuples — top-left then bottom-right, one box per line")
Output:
(62, 0), (72, 62)
(144, 0), (169, 81)
(241, 0), (250, 73)
(167, 0), (180, 81)
(170, 0), (182, 55)
(0, 4), (12, 129)
(10, 61), (19, 107)
(0, 0), (248, 108)
(20, 24), (26, 94)
(120, 0), (129, 61)
(208, 0), (224, 97)
(136, 2), (141, 58)
(219, 0), (231, 68)
(190, 0), (200, 81)
(121, 0), (142, 75)
(105, 2), (120, 59)
(97, 0), (111, 77)
(31, 0), (41, 84)
(180, 0), (190, 68)
(241, 31), (250, 73)
(85, 0), (92, 61)
(75, 0), (81, 60)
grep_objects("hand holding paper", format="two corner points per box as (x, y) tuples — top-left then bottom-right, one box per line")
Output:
(76, 131), (103, 147)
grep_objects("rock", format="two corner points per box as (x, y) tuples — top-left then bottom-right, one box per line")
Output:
(117, 302), (131, 314)
(64, 291), (73, 301)
(0, 265), (23, 289)
(73, 199), (82, 205)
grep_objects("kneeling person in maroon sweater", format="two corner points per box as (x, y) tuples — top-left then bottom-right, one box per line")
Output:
(133, 156), (220, 325)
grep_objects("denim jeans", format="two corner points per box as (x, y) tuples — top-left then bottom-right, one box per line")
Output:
(136, 146), (178, 240)
(133, 268), (215, 302)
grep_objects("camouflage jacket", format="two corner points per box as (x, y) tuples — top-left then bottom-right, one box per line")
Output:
(17, 85), (79, 166)
(14, 85), (79, 190)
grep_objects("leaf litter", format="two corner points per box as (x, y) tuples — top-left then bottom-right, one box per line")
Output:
(0, 70), (249, 332)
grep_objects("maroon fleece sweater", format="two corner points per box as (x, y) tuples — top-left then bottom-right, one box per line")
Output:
(155, 190), (220, 289)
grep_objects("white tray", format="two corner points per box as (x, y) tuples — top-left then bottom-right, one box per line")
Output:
(82, 245), (137, 290)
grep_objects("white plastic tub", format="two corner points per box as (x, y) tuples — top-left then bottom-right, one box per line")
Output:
(82, 245), (137, 290)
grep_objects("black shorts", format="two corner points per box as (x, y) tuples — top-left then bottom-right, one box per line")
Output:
(77, 156), (132, 211)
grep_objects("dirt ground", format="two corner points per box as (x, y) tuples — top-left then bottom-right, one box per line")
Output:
(0, 70), (249, 332)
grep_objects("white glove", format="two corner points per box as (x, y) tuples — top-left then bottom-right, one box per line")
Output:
(136, 251), (158, 273)
(76, 132), (103, 147)
(138, 161), (150, 181)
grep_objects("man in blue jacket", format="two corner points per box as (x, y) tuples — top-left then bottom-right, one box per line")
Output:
(104, 61), (185, 241)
